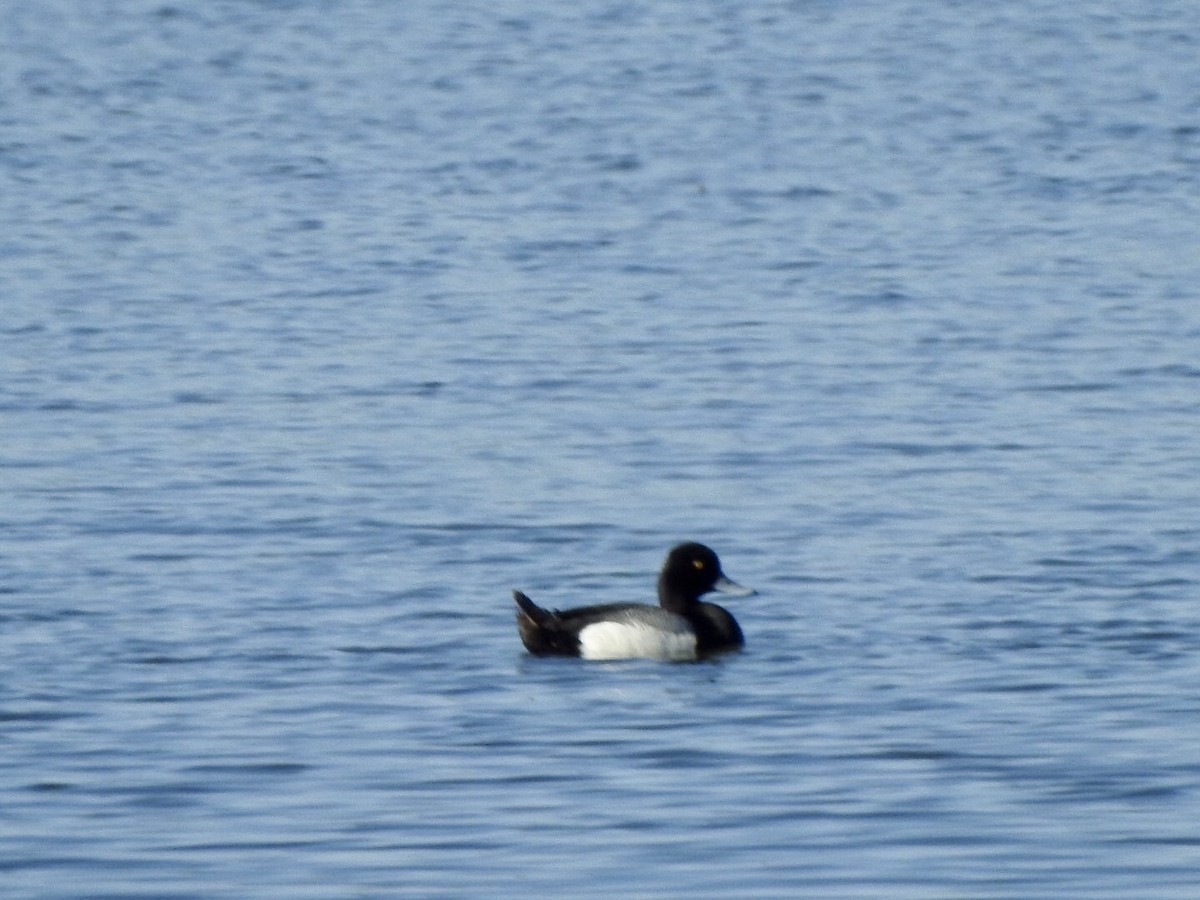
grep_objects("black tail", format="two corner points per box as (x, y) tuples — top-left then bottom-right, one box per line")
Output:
(512, 590), (577, 656)
(513, 590), (548, 624)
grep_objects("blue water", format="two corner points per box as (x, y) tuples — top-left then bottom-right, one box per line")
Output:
(3, 1), (1200, 897)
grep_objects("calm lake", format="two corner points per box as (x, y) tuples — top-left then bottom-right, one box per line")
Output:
(3, 1), (1200, 897)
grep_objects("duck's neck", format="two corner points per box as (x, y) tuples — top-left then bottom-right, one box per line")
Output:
(657, 579), (696, 616)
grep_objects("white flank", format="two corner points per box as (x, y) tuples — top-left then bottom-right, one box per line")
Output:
(578, 620), (697, 661)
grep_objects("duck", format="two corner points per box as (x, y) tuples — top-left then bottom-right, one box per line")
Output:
(512, 542), (754, 661)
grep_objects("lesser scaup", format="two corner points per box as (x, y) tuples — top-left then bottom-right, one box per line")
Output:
(513, 542), (754, 661)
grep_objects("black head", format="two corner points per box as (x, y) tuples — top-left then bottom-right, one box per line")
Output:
(657, 542), (753, 611)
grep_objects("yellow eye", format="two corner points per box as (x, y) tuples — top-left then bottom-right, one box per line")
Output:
(692, 559), (705, 570)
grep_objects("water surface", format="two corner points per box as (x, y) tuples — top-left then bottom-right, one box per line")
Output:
(3, 1), (1200, 897)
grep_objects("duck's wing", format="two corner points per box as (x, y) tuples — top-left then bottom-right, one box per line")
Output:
(512, 593), (688, 657)
(578, 604), (690, 633)
(513, 592), (634, 655)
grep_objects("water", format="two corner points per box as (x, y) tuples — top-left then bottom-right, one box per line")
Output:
(3, 1), (1200, 896)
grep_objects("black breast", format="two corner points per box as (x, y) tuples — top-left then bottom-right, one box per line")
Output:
(689, 603), (744, 654)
